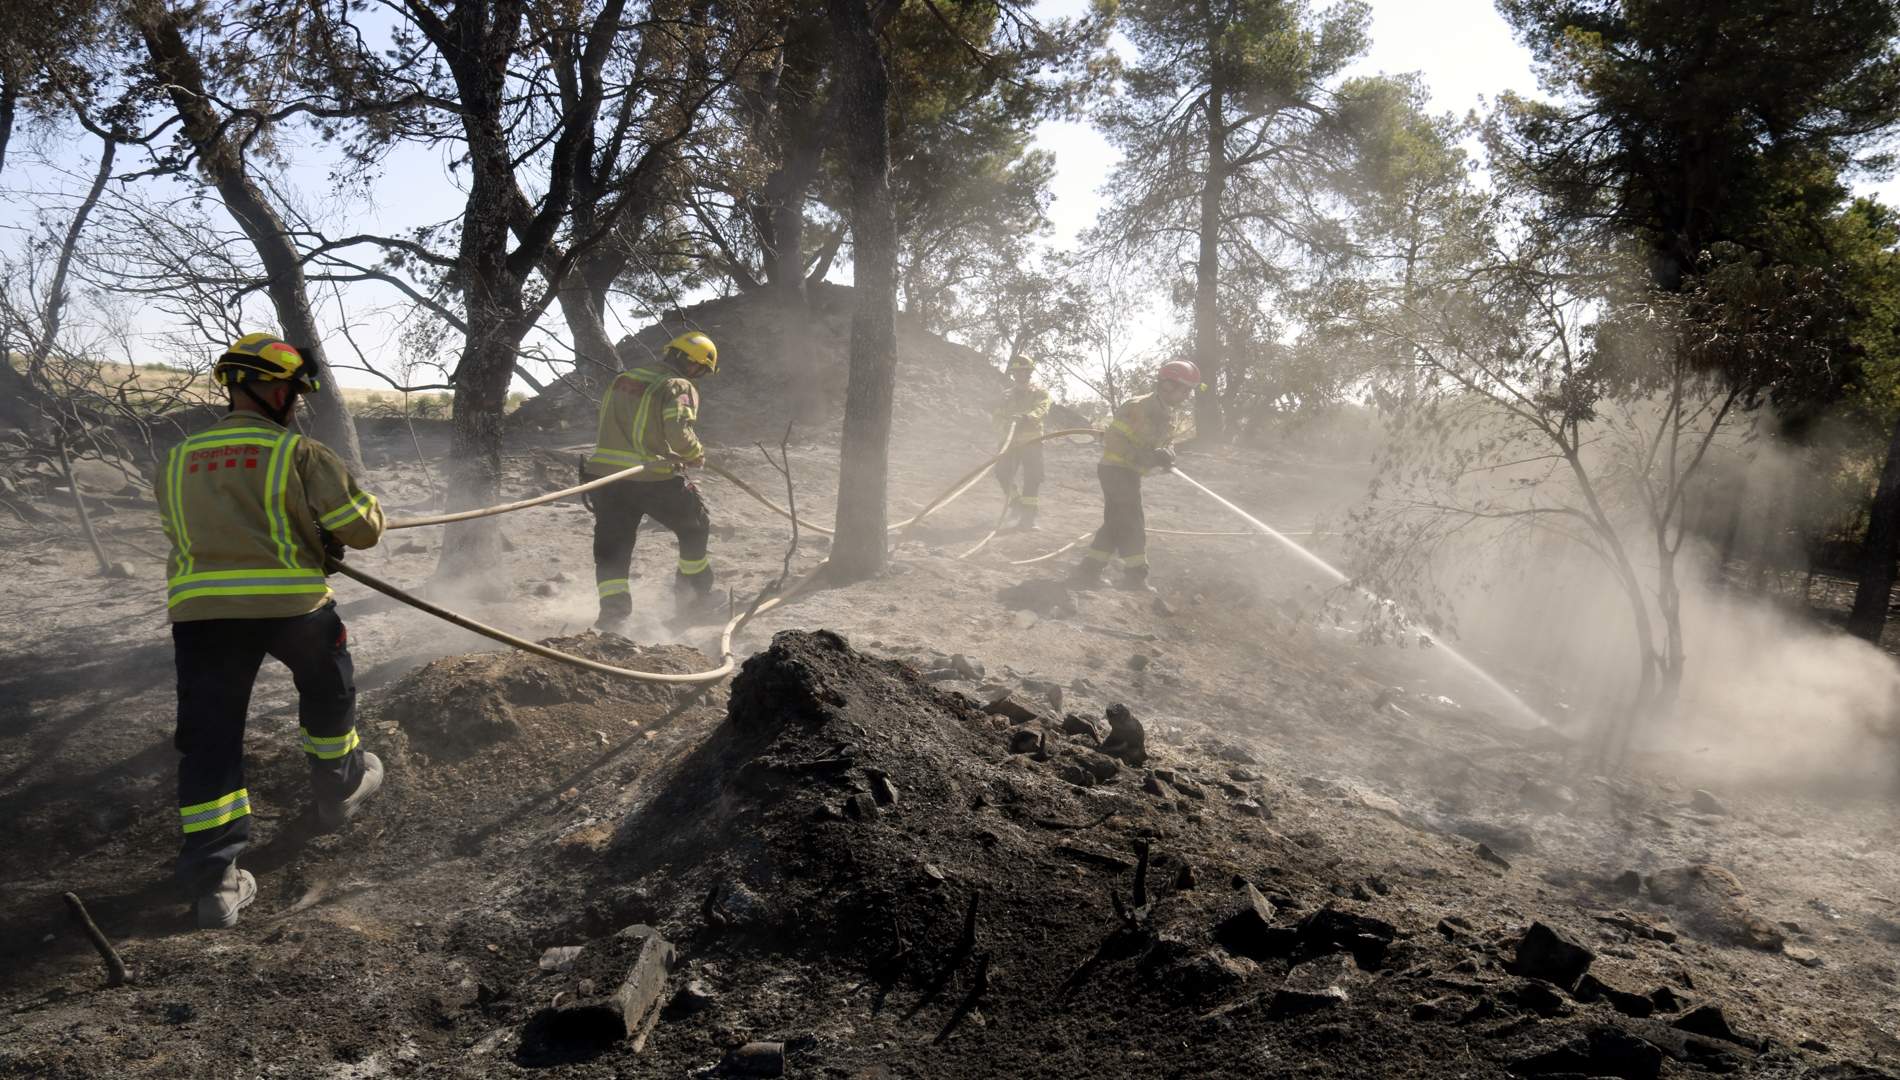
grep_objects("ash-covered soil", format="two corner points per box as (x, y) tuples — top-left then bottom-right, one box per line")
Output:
(3, 302), (1899, 1078)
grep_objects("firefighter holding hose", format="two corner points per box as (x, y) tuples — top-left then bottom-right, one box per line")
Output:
(155, 334), (386, 929)
(992, 354), (1053, 531)
(584, 331), (721, 629)
(1070, 360), (1200, 592)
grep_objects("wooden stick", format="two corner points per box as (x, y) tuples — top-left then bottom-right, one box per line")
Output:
(57, 439), (111, 575)
(62, 892), (129, 987)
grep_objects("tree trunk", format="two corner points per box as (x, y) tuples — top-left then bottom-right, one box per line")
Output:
(1654, 533), (1685, 715)
(1848, 414), (1900, 642)
(27, 131), (113, 396)
(0, 72), (16, 178)
(135, 6), (364, 472)
(827, 0), (898, 583)
(1192, 81), (1226, 440)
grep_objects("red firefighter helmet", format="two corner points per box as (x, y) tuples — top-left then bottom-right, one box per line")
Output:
(1158, 360), (1201, 387)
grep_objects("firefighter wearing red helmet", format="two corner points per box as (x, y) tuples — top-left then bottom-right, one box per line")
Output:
(1070, 360), (1199, 592)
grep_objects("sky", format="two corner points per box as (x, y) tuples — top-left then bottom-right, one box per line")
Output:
(1036, 0), (1542, 249)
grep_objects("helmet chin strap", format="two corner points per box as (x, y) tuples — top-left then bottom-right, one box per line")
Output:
(237, 382), (296, 427)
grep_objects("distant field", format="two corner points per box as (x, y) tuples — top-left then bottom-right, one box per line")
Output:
(9, 356), (470, 417)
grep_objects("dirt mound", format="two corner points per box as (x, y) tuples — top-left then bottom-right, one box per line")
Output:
(510, 284), (1087, 446)
(377, 633), (708, 766)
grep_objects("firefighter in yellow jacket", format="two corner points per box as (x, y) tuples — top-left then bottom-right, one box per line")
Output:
(1070, 360), (1199, 592)
(992, 354), (1053, 530)
(585, 331), (719, 628)
(153, 334), (386, 929)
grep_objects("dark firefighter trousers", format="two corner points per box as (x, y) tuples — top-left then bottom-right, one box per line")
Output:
(172, 601), (366, 891)
(994, 441), (1044, 510)
(1086, 464), (1148, 576)
(591, 474), (713, 619)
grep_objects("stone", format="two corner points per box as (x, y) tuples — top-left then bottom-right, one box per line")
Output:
(104, 560), (135, 579)
(1148, 944), (1255, 1000)
(1057, 764), (1095, 788)
(1007, 728), (1043, 755)
(951, 654), (984, 680)
(1012, 610), (1040, 630)
(395, 539), (429, 554)
(1296, 908), (1396, 970)
(983, 690), (1043, 724)
(1215, 884), (1292, 960)
(1673, 1004), (1759, 1049)
(1269, 953), (1355, 1018)
(1141, 773), (1176, 800)
(1593, 910), (1678, 944)
(1506, 979), (1571, 1018)
(1079, 752), (1121, 783)
(1506, 922), (1595, 990)
(706, 883), (769, 929)
(1645, 865), (1783, 950)
(721, 1041), (786, 1077)
(1574, 974), (1654, 1018)
(584, 925), (676, 1043)
(670, 979), (716, 1014)
(1100, 703), (1147, 766)
(1611, 870), (1644, 897)
(1475, 843), (1512, 870)
(1648, 986), (1687, 1014)
(534, 581), (558, 597)
(922, 668), (963, 683)
(1154, 769), (1205, 799)
(1175, 862), (1197, 890)
(1127, 653), (1151, 670)
(867, 771), (899, 807)
(1785, 947), (1824, 968)
(844, 793), (881, 821)
(1509, 1024), (1663, 1080)
(1411, 996), (1458, 1022)
(1060, 713), (1104, 741)
(1689, 789), (1728, 815)
(538, 946), (584, 972)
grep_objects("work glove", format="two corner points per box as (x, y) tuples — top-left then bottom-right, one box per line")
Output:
(578, 459), (595, 513)
(319, 528), (346, 565)
(1149, 447), (1177, 471)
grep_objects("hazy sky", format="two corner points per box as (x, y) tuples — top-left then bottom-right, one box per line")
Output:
(1037, 0), (1542, 246)
(5, 0), (1896, 387)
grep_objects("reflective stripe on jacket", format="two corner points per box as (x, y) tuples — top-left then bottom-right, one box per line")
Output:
(992, 382), (1052, 447)
(585, 368), (703, 479)
(154, 414), (384, 622)
(1100, 393), (1183, 474)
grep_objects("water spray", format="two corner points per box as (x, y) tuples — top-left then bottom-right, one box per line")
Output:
(1170, 468), (1548, 728)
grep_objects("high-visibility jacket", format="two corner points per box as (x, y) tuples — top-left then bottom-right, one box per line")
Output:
(992, 382), (1052, 447)
(1101, 392), (1186, 474)
(584, 368), (703, 480)
(155, 413), (384, 622)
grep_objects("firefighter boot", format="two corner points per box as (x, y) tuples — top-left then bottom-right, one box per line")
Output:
(318, 751), (384, 832)
(1117, 566), (1155, 594)
(1068, 558), (1106, 589)
(1014, 505), (1039, 531)
(195, 865), (257, 930)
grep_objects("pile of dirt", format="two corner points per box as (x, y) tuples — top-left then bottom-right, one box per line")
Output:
(407, 628), (1873, 1078)
(509, 284), (1089, 446)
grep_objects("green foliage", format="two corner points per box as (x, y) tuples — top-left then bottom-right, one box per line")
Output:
(1493, 0), (1900, 285)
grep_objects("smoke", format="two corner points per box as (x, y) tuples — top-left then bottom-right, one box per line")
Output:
(1433, 423), (1900, 792)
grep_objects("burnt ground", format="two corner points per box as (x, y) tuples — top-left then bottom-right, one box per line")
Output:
(3, 372), (1900, 1077)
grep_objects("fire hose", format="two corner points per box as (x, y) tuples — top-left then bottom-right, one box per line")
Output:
(347, 428), (1099, 684)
